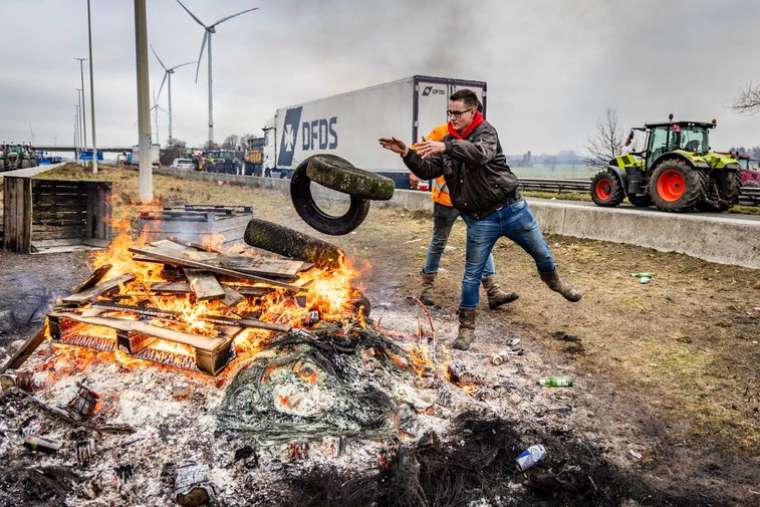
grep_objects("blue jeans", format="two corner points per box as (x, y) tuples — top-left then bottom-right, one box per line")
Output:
(423, 202), (495, 277)
(460, 200), (555, 310)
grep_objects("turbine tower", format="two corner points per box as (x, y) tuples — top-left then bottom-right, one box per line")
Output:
(150, 88), (167, 146)
(151, 45), (195, 146)
(176, 0), (258, 146)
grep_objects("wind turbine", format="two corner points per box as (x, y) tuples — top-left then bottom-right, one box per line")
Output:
(176, 0), (258, 146)
(151, 45), (194, 146)
(150, 88), (168, 146)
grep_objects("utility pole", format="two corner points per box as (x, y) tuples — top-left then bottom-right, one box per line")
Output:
(86, 0), (98, 174)
(74, 57), (88, 156)
(74, 106), (80, 162)
(134, 0), (153, 203)
(75, 89), (83, 161)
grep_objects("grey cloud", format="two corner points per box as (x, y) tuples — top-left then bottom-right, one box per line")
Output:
(1, 0), (759, 152)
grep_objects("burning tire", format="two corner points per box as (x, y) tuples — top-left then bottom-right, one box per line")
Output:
(244, 218), (344, 269)
(697, 170), (741, 212)
(306, 154), (394, 201)
(291, 157), (371, 236)
(648, 158), (702, 212)
(591, 170), (624, 207)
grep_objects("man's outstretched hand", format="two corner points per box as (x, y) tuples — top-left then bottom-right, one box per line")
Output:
(379, 137), (409, 157)
(414, 140), (446, 159)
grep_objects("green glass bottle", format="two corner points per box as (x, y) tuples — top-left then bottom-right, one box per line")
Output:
(537, 376), (573, 387)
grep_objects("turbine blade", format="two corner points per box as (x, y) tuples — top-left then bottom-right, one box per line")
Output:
(176, 0), (207, 27)
(194, 31), (207, 83)
(157, 72), (168, 100)
(211, 7), (258, 27)
(170, 61), (197, 71)
(150, 44), (168, 71)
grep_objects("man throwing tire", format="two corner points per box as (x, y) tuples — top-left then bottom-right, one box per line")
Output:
(380, 89), (582, 351)
(413, 117), (518, 310)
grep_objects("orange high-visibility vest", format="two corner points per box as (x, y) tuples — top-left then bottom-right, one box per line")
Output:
(424, 123), (452, 207)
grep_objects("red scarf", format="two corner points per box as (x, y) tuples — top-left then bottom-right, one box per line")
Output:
(448, 110), (484, 139)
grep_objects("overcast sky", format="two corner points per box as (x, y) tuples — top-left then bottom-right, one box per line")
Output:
(2, 0), (759, 154)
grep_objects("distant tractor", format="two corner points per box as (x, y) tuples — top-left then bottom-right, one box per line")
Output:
(591, 116), (742, 212)
(1, 143), (36, 172)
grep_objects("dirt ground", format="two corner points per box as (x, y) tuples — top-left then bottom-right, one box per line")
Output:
(1, 165), (759, 504)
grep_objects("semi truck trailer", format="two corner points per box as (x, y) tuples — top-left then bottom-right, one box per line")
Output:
(262, 75), (487, 187)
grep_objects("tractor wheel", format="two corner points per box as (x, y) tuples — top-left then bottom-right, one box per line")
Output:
(697, 171), (741, 212)
(717, 170), (742, 208)
(590, 170), (624, 207)
(648, 158), (702, 212)
(627, 194), (652, 207)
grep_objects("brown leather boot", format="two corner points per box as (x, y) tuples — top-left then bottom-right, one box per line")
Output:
(452, 308), (477, 350)
(419, 271), (436, 306)
(540, 271), (582, 302)
(481, 275), (519, 309)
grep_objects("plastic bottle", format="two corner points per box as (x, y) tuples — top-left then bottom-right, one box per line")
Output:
(537, 375), (573, 387)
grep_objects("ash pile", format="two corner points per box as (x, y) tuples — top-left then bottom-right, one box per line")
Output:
(0, 217), (657, 506)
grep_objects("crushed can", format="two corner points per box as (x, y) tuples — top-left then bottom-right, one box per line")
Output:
(516, 444), (546, 471)
(1, 371), (39, 392)
(76, 439), (97, 465)
(491, 350), (510, 366)
(24, 435), (62, 454)
(175, 463), (217, 507)
(288, 440), (309, 461)
(67, 382), (100, 419)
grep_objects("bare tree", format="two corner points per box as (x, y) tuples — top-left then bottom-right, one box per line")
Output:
(586, 108), (624, 166)
(222, 134), (240, 150)
(733, 83), (760, 113)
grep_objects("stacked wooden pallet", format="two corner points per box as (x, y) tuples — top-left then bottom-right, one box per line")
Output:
(44, 239), (312, 375)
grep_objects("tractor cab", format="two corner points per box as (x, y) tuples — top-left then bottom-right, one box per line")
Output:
(591, 115), (741, 212)
(643, 120), (713, 167)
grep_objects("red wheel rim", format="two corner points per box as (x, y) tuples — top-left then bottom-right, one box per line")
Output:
(595, 179), (612, 201)
(656, 169), (686, 202)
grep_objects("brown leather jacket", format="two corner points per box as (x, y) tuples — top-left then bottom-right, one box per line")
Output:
(402, 121), (521, 219)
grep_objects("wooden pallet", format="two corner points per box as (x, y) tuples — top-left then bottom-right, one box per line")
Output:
(48, 311), (236, 375)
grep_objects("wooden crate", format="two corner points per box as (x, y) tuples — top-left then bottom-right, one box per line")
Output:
(135, 205), (252, 247)
(2, 167), (111, 253)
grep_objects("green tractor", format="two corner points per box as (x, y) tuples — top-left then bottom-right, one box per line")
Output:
(590, 116), (742, 212)
(1, 143), (36, 172)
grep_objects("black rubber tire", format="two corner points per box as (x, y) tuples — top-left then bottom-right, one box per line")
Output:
(290, 157), (371, 236)
(590, 170), (624, 207)
(627, 194), (652, 207)
(244, 218), (344, 269)
(696, 170), (742, 212)
(306, 154), (394, 201)
(648, 158), (702, 212)
(717, 170), (742, 208)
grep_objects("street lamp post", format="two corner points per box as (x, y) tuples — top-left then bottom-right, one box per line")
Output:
(74, 57), (88, 157)
(75, 89), (83, 161)
(86, 0), (98, 174)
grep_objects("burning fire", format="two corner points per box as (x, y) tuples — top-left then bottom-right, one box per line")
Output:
(44, 217), (367, 380)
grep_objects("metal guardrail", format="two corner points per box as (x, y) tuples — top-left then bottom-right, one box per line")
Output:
(518, 178), (760, 206)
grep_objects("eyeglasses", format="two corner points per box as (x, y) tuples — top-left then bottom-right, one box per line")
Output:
(447, 108), (473, 118)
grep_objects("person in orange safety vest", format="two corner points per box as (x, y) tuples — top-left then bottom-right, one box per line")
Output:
(413, 108), (517, 309)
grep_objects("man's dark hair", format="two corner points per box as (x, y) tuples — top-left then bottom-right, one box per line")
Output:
(450, 89), (479, 109)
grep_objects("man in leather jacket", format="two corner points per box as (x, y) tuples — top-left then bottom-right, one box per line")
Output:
(380, 89), (581, 350)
